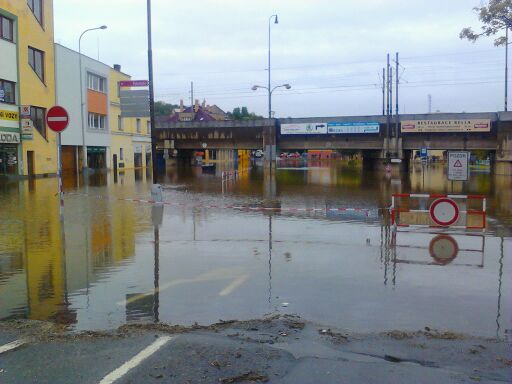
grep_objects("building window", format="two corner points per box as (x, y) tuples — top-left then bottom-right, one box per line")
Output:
(88, 113), (106, 130)
(120, 148), (124, 161)
(27, 0), (43, 26)
(28, 47), (44, 82)
(136, 118), (141, 133)
(118, 115), (123, 131)
(0, 15), (14, 42)
(146, 121), (151, 134)
(87, 73), (106, 93)
(30, 106), (46, 139)
(0, 79), (16, 104)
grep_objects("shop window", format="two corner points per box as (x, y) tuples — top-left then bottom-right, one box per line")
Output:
(87, 73), (106, 93)
(27, 0), (43, 26)
(28, 46), (44, 82)
(0, 15), (14, 42)
(30, 106), (46, 139)
(0, 79), (16, 104)
(88, 113), (106, 130)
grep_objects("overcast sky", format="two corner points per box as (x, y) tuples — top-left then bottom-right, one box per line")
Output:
(54, 0), (507, 118)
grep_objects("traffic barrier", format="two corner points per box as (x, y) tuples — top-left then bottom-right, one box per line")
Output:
(390, 193), (486, 230)
(64, 192), (377, 216)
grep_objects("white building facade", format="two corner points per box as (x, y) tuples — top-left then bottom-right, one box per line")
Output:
(55, 44), (112, 172)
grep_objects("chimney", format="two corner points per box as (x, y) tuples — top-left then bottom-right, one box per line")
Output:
(113, 64), (121, 72)
(202, 99), (206, 108)
(179, 99), (184, 112)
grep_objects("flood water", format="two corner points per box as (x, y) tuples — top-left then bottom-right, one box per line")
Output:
(0, 161), (510, 338)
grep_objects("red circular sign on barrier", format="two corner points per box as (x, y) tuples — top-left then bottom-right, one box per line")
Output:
(429, 198), (459, 226)
(46, 106), (69, 133)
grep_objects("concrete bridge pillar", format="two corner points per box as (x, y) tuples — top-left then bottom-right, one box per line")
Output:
(496, 122), (512, 175)
(262, 122), (277, 170)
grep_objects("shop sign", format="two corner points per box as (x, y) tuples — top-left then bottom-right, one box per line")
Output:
(0, 131), (20, 144)
(327, 122), (380, 134)
(281, 122), (327, 135)
(401, 119), (491, 133)
(21, 119), (34, 140)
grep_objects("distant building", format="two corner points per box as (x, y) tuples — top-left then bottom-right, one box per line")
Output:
(165, 99), (228, 122)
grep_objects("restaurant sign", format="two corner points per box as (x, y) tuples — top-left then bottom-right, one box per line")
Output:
(401, 119), (491, 133)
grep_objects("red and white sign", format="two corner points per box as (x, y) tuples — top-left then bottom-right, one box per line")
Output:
(20, 105), (31, 117)
(46, 106), (69, 133)
(429, 235), (459, 265)
(119, 80), (149, 87)
(429, 198), (459, 226)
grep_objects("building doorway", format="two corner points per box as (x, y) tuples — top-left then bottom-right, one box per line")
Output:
(27, 151), (35, 176)
(0, 145), (18, 176)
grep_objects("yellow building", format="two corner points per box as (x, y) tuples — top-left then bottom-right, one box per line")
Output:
(109, 65), (152, 171)
(0, 0), (58, 176)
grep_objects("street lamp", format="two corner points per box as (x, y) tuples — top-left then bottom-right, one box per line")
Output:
(268, 14), (278, 119)
(251, 83), (292, 114)
(79, 25), (107, 173)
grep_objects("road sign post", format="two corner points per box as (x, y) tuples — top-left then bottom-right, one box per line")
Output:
(46, 106), (70, 221)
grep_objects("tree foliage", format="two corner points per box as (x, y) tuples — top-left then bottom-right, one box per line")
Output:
(155, 101), (178, 117)
(227, 106), (263, 120)
(460, 0), (512, 46)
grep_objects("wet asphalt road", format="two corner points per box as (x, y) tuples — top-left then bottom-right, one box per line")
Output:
(0, 317), (510, 384)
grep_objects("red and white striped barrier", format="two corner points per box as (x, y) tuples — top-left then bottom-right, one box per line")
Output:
(65, 192), (376, 216)
(390, 193), (486, 230)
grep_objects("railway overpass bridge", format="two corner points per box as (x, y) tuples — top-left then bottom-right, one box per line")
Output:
(154, 112), (512, 174)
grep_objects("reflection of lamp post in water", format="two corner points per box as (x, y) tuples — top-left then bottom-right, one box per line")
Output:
(152, 205), (164, 322)
(496, 237), (504, 339)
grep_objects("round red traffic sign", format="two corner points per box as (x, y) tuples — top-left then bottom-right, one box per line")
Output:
(429, 235), (459, 265)
(46, 106), (69, 132)
(429, 198), (459, 226)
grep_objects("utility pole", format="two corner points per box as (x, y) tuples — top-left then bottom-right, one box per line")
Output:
(147, 0), (157, 185)
(395, 52), (399, 156)
(505, 27), (508, 112)
(386, 54), (390, 159)
(382, 68), (385, 116)
(428, 94), (432, 114)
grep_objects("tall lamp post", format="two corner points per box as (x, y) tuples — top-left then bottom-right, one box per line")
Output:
(268, 14), (278, 119)
(79, 25), (107, 173)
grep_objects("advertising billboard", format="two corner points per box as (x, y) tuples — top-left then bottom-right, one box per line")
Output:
(281, 122), (327, 135)
(401, 119), (491, 133)
(327, 122), (380, 134)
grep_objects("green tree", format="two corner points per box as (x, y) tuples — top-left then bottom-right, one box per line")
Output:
(228, 106), (263, 120)
(154, 101), (178, 117)
(460, 0), (512, 46)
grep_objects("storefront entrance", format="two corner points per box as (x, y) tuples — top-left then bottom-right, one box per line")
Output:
(87, 146), (107, 169)
(0, 144), (18, 176)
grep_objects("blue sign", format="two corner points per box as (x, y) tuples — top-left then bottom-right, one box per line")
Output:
(420, 147), (428, 158)
(327, 122), (380, 134)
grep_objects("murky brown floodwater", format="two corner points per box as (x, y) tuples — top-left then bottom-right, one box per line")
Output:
(0, 160), (510, 338)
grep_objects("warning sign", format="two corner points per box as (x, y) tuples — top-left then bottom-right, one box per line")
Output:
(448, 151), (469, 181)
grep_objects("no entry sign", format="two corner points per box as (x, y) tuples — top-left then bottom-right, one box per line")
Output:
(46, 106), (69, 132)
(429, 198), (459, 226)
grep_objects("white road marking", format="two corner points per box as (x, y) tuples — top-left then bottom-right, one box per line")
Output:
(99, 336), (173, 384)
(0, 339), (26, 354)
(219, 275), (248, 296)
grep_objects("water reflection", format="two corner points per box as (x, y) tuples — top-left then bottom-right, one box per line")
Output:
(0, 163), (510, 338)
